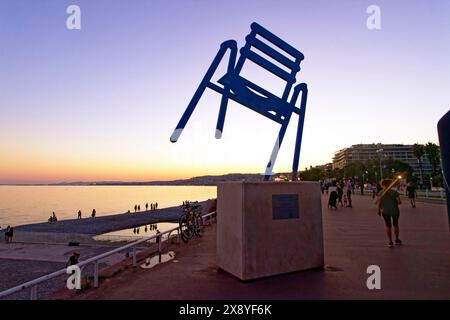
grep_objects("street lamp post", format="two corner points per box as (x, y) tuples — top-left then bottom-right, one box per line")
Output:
(376, 148), (384, 180)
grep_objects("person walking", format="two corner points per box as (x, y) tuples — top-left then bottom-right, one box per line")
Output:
(328, 184), (338, 209)
(346, 180), (353, 207)
(376, 179), (403, 248)
(91, 209), (96, 218)
(77, 210), (82, 219)
(337, 182), (344, 207)
(406, 182), (417, 208)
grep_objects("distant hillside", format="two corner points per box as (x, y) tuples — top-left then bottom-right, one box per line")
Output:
(51, 172), (291, 186)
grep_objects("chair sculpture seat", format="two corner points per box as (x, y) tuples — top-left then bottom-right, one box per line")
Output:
(170, 23), (308, 181)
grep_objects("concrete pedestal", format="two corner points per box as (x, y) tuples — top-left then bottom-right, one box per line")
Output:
(216, 181), (324, 281)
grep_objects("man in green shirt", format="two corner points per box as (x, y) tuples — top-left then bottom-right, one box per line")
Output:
(376, 179), (403, 248)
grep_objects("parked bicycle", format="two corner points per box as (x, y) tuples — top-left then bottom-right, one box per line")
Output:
(178, 205), (203, 243)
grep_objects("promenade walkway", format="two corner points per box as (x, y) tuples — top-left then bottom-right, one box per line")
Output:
(49, 194), (450, 300)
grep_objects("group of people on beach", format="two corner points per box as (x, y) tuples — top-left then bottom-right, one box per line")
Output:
(181, 200), (199, 207)
(130, 202), (158, 213)
(46, 209), (96, 223)
(75, 209), (96, 220)
(48, 212), (58, 224)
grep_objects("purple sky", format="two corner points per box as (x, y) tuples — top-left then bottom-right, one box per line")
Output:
(0, 0), (449, 183)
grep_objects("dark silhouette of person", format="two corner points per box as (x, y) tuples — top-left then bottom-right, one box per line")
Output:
(145, 203), (148, 211)
(92, 209), (96, 218)
(8, 227), (14, 243)
(67, 252), (80, 267)
(4, 225), (12, 243)
(406, 182), (417, 208)
(376, 179), (402, 248)
(134, 205), (137, 212)
(77, 210), (82, 219)
(155, 202), (158, 209)
(138, 205), (141, 212)
(156, 229), (161, 245)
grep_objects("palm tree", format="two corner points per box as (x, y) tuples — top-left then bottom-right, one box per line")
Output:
(412, 143), (425, 186)
(424, 142), (441, 176)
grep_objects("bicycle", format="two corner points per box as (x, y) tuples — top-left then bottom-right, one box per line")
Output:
(178, 206), (203, 243)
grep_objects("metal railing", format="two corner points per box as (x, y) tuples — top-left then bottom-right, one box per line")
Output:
(0, 211), (216, 300)
(356, 189), (446, 200)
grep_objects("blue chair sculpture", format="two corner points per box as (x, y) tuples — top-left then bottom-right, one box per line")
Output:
(170, 23), (308, 181)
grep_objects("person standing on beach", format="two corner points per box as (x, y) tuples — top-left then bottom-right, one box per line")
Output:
(145, 203), (148, 211)
(376, 179), (403, 248)
(92, 209), (96, 218)
(138, 205), (141, 212)
(7, 227), (14, 243)
(4, 226), (11, 243)
(77, 210), (82, 219)
(155, 202), (158, 210)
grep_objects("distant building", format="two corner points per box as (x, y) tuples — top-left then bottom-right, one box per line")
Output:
(332, 144), (433, 177)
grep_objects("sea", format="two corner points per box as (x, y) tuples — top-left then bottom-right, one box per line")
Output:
(0, 185), (217, 227)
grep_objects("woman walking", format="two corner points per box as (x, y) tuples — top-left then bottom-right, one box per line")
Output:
(376, 179), (402, 248)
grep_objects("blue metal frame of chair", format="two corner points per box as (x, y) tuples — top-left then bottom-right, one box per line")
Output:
(170, 22), (308, 181)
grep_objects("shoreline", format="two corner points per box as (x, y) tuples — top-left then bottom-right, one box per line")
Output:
(9, 201), (205, 235)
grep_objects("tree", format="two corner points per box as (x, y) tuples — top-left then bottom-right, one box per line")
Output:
(424, 142), (441, 176)
(302, 167), (325, 181)
(412, 143), (425, 185)
(382, 158), (414, 181)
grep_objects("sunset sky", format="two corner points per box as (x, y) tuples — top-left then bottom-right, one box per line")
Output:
(1, 0), (449, 184)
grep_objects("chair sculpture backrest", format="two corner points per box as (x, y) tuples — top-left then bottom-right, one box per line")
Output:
(234, 22), (304, 103)
(170, 23), (308, 181)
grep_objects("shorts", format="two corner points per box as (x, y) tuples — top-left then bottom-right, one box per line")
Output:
(382, 213), (399, 228)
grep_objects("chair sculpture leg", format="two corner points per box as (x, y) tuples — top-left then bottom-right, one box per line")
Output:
(170, 40), (238, 143)
(264, 120), (290, 181)
(215, 46), (237, 139)
(291, 83), (308, 181)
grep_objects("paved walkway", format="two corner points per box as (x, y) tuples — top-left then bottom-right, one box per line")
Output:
(49, 195), (450, 299)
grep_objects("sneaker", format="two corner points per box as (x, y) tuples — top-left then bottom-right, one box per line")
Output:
(395, 239), (402, 246)
(388, 242), (394, 248)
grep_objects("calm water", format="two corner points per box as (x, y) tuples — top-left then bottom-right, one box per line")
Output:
(0, 186), (216, 227)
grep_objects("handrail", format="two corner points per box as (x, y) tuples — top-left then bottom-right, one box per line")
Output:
(0, 211), (216, 300)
